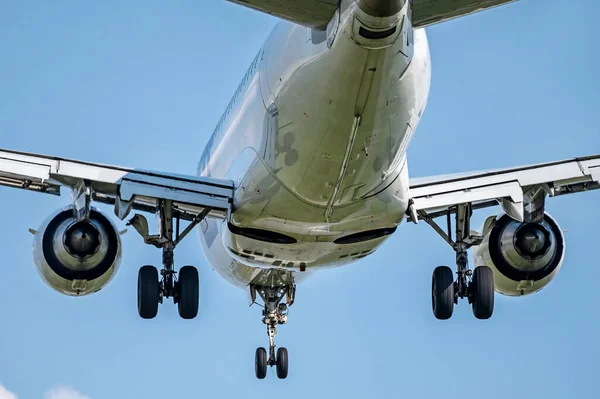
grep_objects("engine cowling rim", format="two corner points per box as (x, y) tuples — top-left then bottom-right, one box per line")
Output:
(488, 214), (564, 282)
(42, 209), (119, 281)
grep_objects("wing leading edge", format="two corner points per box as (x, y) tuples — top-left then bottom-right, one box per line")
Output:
(0, 148), (233, 222)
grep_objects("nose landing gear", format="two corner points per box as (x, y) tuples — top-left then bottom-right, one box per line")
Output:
(252, 285), (294, 379)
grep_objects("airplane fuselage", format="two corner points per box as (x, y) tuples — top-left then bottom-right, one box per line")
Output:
(198, 2), (431, 288)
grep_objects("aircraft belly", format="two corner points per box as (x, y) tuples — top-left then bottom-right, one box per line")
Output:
(259, 20), (423, 212)
(227, 151), (410, 269)
(198, 15), (431, 287)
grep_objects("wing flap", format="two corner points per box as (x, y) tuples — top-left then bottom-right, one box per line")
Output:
(580, 158), (600, 182)
(412, 181), (524, 213)
(0, 148), (234, 221)
(0, 157), (52, 181)
(0, 153), (60, 194)
(409, 155), (600, 221)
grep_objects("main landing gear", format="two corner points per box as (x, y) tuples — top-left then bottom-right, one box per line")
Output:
(129, 200), (210, 320)
(418, 203), (495, 320)
(252, 284), (295, 379)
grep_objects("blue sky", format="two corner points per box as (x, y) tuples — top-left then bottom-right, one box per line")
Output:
(0, 1), (599, 398)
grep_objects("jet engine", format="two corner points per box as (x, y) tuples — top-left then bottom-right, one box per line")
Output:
(473, 213), (565, 296)
(32, 206), (122, 296)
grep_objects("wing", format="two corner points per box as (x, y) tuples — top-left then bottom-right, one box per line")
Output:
(225, 0), (338, 29)
(411, 0), (518, 28)
(0, 148), (233, 222)
(408, 155), (600, 223)
(226, 0), (518, 29)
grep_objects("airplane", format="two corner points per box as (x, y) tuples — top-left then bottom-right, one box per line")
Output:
(1, 0), (598, 380)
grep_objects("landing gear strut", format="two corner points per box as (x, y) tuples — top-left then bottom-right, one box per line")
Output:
(130, 200), (209, 320)
(419, 203), (494, 320)
(252, 284), (295, 379)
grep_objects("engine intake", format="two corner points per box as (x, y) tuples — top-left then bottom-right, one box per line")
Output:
(473, 213), (565, 296)
(33, 206), (122, 296)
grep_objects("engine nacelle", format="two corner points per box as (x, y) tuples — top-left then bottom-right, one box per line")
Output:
(473, 213), (565, 296)
(32, 206), (122, 296)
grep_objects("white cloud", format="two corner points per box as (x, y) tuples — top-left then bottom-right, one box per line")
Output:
(45, 386), (91, 399)
(0, 385), (17, 399)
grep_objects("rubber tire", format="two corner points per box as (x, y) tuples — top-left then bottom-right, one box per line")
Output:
(471, 266), (494, 320)
(255, 347), (268, 379)
(276, 347), (289, 379)
(432, 266), (455, 320)
(138, 266), (159, 319)
(178, 266), (199, 320)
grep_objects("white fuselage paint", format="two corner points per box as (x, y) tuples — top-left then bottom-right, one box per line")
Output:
(198, 1), (431, 288)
